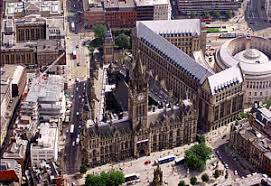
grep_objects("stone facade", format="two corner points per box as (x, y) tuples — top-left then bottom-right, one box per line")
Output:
(103, 30), (114, 64)
(229, 120), (271, 176)
(133, 20), (244, 132)
(81, 55), (197, 167)
(215, 36), (271, 105)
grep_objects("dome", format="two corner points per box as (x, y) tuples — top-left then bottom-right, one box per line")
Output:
(234, 48), (269, 64)
(243, 49), (260, 59)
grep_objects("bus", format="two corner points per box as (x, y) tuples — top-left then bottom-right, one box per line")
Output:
(175, 157), (185, 165)
(155, 155), (176, 165)
(70, 124), (74, 134)
(124, 173), (140, 182)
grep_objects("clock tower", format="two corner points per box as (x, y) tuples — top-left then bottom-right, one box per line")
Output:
(128, 51), (148, 131)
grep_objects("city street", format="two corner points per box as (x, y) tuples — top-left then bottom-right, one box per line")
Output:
(64, 80), (86, 174)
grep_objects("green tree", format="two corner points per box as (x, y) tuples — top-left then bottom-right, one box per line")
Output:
(190, 176), (197, 185)
(109, 170), (125, 186)
(185, 143), (212, 171)
(196, 135), (205, 144)
(213, 170), (220, 179)
(201, 173), (209, 182)
(80, 164), (87, 174)
(178, 180), (186, 186)
(225, 10), (233, 19)
(212, 11), (220, 18)
(203, 11), (210, 18)
(93, 24), (107, 39)
(85, 170), (125, 186)
(190, 12), (196, 18)
(115, 33), (131, 49)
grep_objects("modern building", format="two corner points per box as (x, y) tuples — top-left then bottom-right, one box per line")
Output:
(0, 159), (22, 186)
(30, 123), (59, 166)
(0, 65), (27, 146)
(229, 120), (271, 176)
(132, 19), (244, 132)
(25, 75), (66, 122)
(104, 0), (137, 28)
(82, 0), (171, 27)
(265, 0), (271, 21)
(177, 0), (241, 16)
(215, 36), (271, 105)
(135, 0), (171, 20)
(4, 0), (62, 18)
(81, 57), (198, 167)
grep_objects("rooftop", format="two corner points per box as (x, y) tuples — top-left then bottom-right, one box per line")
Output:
(104, 0), (135, 9)
(32, 123), (58, 149)
(25, 75), (64, 103)
(134, 0), (169, 6)
(136, 20), (212, 85)
(207, 66), (243, 95)
(138, 19), (202, 36)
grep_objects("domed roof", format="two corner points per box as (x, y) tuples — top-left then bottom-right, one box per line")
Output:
(234, 48), (269, 64)
(243, 49), (261, 59)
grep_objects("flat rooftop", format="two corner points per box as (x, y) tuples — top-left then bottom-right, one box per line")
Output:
(104, 0), (136, 9)
(134, 0), (169, 6)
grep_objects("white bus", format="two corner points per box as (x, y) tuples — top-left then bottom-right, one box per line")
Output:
(70, 124), (74, 134)
(155, 155), (176, 165)
(124, 173), (140, 182)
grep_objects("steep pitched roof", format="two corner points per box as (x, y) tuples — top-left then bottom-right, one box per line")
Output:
(136, 21), (213, 85)
(207, 66), (243, 95)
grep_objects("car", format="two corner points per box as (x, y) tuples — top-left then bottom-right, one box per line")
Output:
(77, 63), (80, 66)
(72, 141), (75, 146)
(79, 95), (82, 99)
(79, 125), (82, 129)
(76, 87), (79, 91)
(76, 45), (79, 48)
(234, 170), (238, 175)
(76, 112), (79, 116)
(82, 98), (85, 103)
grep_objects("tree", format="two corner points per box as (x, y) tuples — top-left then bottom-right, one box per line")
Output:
(190, 176), (197, 185)
(196, 134), (206, 144)
(178, 180), (186, 186)
(201, 173), (209, 182)
(85, 170), (125, 186)
(212, 11), (220, 18)
(185, 143), (212, 171)
(225, 10), (233, 19)
(190, 12), (196, 18)
(115, 33), (131, 49)
(93, 24), (107, 39)
(213, 170), (220, 179)
(80, 164), (87, 174)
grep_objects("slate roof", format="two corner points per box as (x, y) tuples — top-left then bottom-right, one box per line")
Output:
(88, 117), (132, 137)
(139, 19), (202, 36)
(136, 21), (212, 85)
(207, 66), (243, 95)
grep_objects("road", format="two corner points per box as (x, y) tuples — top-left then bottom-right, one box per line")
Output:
(64, 80), (86, 174)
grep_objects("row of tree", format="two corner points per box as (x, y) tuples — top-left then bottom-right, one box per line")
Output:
(190, 10), (233, 19)
(85, 170), (125, 186)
